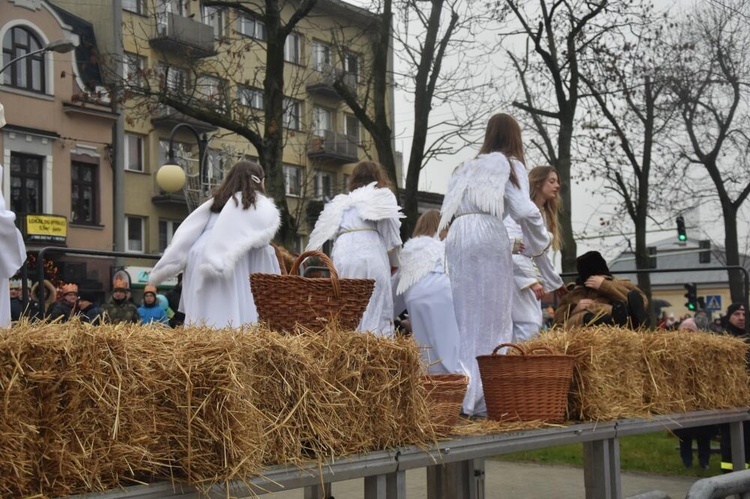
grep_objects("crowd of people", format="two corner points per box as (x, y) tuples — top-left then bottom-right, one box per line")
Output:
(1, 111), (749, 470)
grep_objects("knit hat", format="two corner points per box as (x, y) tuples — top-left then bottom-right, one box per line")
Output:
(143, 284), (157, 296)
(576, 251), (611, 283)
(113, 277), (129, 291)
(61, 283), (79, 295)
(678, 318), (698, 332)
(727, 303), (745, 317)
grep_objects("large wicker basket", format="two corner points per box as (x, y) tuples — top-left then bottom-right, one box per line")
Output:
(421, 374), (468, 436)
(250, 250), (375, 333)
(476, 343), (575, 423)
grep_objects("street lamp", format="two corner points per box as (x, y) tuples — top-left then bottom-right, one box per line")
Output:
(0, 39), (78, 76)
(155, 123), (209, 212)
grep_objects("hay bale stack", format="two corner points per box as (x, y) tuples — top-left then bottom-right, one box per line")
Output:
(524, 327), (650, 421)
(641, 331), (750, 413)
(0, 321), (70, 497)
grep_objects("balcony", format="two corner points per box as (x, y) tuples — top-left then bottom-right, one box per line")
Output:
(150, 13), (215, 58)
(151, 106), (218, 134)
(307, 65), (358, 100)
(307, 131), (359, 163)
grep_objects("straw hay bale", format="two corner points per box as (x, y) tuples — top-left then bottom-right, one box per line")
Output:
(641, 331), (750, 413)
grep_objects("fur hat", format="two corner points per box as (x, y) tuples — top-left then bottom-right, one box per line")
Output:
(113, 277), (129, 291)
(576, 251), (611, 283)
(31, 280), (57, 309)
(143, 284), (157, 296)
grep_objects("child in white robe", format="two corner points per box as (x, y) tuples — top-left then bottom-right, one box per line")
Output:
(395, 210), (466, 375)
(439, 113), (550, 417)
(149, 161), (280, 328)
(0, 104), (27, 328)
(307, 160), (403, 337)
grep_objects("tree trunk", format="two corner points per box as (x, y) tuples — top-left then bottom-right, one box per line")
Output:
(721, 203), (745, 304)
(556, 119), (578, 275)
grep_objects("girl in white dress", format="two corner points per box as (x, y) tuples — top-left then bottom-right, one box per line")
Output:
(149, 161), (281, 328)
(505, 166), (566, 343)
(439, 113), (550, 416)
(307, 161), (403, 337)
(395, 210), (466, 375)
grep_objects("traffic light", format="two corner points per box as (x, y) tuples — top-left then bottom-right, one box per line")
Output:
(684, 282), (698, 311)
(676, 215), (687, 242)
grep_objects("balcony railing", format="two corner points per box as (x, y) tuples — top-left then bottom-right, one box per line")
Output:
(307, 131), (359, 163)
(151, 105), (217, 134)
(306, 65), (358, 99)
(150, 12), (215, 58)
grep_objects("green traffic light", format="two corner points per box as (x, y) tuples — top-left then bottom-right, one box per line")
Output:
(687, 302), (696, 311)
(678, 234), (687, 241)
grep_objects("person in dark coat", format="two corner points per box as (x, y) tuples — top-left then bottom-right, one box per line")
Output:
(47, 283), (81, 323)
(719, 303), (750, 472)
(77, 291), (103, 324)
(9, 278), (23, 322)
(166, 273), (185, 328)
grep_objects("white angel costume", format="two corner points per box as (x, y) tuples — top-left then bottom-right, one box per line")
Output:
(0, 165), (26, 328)
(439, 153), (550, 416)
(504, 162), (564, 343)
(396, 235), (466, 375)
(307, 182), (403, 337)
(149, 193), (280, 328)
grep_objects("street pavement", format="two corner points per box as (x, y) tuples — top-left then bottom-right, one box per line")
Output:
(262, 460), (700, 498)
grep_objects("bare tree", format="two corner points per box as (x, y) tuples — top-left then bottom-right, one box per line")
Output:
(577, 8), (679, 315)
(496, 0), (647, 273)
(666, 0), (750, 302)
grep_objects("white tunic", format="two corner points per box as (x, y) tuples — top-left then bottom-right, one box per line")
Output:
(181, 212), (280, 328)
(440, 153), (550, 416)
(149, 193), (281, 329)
(307, 183), (403, 337)
(397, 236), (465, 375)
(0, 165), (26, 328)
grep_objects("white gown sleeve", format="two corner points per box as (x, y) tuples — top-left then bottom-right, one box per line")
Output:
(535, 252), (564, 290)
(504, 181), (549, 257)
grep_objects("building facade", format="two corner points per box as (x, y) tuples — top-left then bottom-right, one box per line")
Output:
(1, 0), (117, 300)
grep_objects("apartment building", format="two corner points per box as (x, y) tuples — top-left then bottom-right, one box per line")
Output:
(55, 0), (397, 283)
(1, 0), (116, 300)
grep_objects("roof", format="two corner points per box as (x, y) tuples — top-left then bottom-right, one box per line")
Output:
(49, 2), (103, 91)
(609, 236), (750, 286)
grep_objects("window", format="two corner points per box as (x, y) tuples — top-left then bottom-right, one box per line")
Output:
(342, 174), (350, 193)
(312, 41), (331, 71)
(284, 32), (301, 64)
(283, 98), (301, 130)
(202, 5), (224, 38)
(156, 0), (184, 35)
(159, 64), (189, 94)
(196, 74), (226, 108)
(158, 140), (193, 173)
(9, 153), (43, 215)
(283, 165), (302, 196)
(125, 134), (144, 172)
(124, 52), (146, 86)
(239, 86), (264, 109)
(314, 172), (333, 200)
(71, 162), (98, 224)
(312, 106), (333, 136)
(158, 220), (181, 252)
(2, 27), (46, 93)
(343, 52), (359, 83)
(126, 216), (145, 252)
(238, 15), (266, 40)
(205, 149), (225, 186)
(345, 114), (360, 144)
(123, 0), (144, 14)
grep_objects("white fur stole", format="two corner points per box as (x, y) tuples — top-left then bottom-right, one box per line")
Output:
(149, 193), (280, 284)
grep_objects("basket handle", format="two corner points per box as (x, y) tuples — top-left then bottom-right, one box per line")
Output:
(289, 250), (341, 298)
(491, 343), (526, 356)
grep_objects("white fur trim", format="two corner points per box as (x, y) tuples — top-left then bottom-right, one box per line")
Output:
(396, 236), (445, 295)
(439, 152), (511, 231)
(306, 182), (404, 251)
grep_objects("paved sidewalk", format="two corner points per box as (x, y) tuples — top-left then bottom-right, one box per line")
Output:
(262, 460), (699, 498)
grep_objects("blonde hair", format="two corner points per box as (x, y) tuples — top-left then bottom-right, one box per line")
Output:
(412, 210), (441, 238)
(529, 166), (562, 251)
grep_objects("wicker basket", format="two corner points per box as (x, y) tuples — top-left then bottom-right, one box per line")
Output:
(476, 343), (575, 423)
(421, 374), (468, 436)
(250, 250), (375, 333)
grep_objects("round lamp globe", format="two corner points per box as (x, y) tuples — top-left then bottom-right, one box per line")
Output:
(156, 164), (186, 192)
